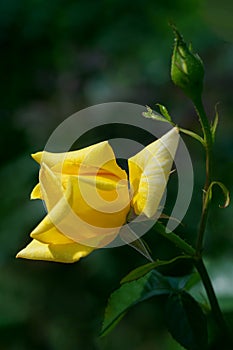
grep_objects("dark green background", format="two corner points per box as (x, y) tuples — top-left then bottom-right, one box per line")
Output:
(0, 0), (232, 349)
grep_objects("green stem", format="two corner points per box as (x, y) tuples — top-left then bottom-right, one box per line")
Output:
(194, 258), (232, 344)
(155, 223), (195, 256)
(192, 96), (232, 342)
(193, 96), (213, 255)
(196, 189), (210, 256)
(178, 127), (205, 145)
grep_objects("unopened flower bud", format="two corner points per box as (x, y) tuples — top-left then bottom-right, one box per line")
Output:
(171, 26), (204, 101)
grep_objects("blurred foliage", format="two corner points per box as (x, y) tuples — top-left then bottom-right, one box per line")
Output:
(0, 0), (232, 349)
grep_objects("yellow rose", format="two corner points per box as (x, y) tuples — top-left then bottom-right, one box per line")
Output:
(16, 127), (179, 263)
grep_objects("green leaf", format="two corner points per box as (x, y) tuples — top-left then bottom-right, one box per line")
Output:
(156, 103), (172, 122)
(156, 273), (199, 293)
(100, 270), (171, 337)
(121, 255), (192, 284)
(183, 272), (201, 291)
(101, 270), (201, 337)
(166, 291), (208, 350)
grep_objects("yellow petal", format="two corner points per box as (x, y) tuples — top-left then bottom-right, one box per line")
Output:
(69, 175), (130, 229)
(31, 225), (74, 244)
(30, 177), (73, 239)
(30, 183), (41, 199)
(32, 141), (126, 180)
(77, 174), (128, 191)
(31, 142), (130, 248)
(128, 127), (179, 218)
(31, 174), (129, 247)
(29, 177), (120, 246)
(39, 163), (64, 211)
(59, 175), (129, 246)
(16, 239), (94, 263)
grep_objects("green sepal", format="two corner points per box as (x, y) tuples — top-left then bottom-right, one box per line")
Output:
(156, 103), (172, 122)
(178, 127), (205, 146)
(206, 181), (230, 208)
(210, 103), (220, 142)
(143, 105), (173, 124)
